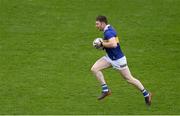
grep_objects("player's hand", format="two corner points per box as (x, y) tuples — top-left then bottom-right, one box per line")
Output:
(97, 39), (103, 47)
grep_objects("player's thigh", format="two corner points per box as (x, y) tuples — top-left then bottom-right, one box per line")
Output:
(118, 66), (133, 80)
(91, 57), (111, 71)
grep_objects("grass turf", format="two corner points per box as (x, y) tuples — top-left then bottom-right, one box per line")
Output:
(0, 0), (180, 114)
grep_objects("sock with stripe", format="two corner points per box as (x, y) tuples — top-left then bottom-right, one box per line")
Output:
(142, 89), (149, 97)
(102, 84), (109, 93)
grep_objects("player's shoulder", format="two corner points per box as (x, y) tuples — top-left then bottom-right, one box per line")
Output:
(105, 26), (116, 34)
(104, 26), (116, 39)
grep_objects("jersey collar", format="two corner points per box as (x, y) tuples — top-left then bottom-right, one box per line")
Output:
(103, 24), (110, 32)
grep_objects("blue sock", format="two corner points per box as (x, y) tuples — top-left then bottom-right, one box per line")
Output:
(102, 84), (109, 93)
(142, 89), (149, 97)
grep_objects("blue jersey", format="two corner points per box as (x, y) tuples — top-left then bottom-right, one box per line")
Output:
(103, 25), (124, 60)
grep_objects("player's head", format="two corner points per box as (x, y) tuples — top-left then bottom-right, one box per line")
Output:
(96, 15), (108, 31)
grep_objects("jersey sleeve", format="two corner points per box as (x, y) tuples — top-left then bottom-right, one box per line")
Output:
(104, 31), (116, 40)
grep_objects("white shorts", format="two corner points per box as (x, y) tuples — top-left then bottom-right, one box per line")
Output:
(103, 55), (128, 70)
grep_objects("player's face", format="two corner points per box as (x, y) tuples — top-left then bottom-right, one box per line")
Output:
(96, 21), (104, 31)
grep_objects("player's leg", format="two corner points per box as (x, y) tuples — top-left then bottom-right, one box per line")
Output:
(91, 56), (111, 85)
(118, 67), (144, 90)
(112, 56), (152, 105)
(118, 67), (152, 106)
(91, 56), (112, 100)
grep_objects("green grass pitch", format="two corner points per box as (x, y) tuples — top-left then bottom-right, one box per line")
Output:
(0, 0), (180, 114)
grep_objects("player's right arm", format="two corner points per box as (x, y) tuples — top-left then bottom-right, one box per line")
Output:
(102, 37), (117, 48)
(101, 31), (117, 48)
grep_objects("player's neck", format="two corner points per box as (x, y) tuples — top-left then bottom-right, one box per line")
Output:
(103, 24), (110, 32)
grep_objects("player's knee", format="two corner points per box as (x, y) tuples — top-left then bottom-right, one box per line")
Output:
(128, 78), (139, 85)
(91, 67), (98, 73)
(126, 78), (134, 84)
(124, 76), (135, 84)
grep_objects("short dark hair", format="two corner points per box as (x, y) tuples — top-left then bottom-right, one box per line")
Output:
(96, 15), (108, 24)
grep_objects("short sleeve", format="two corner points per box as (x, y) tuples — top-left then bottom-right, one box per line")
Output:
(104, 31), (116, 40)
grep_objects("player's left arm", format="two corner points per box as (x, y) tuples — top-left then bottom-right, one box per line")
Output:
(101, 37), (117, 48)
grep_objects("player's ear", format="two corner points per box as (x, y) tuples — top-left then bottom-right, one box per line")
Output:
(101, 22), (104, 25)
(100, 22), (104, 28)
